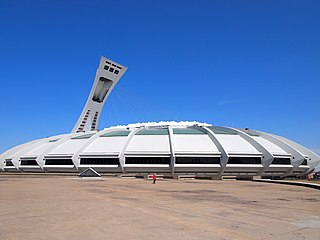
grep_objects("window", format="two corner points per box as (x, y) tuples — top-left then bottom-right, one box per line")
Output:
(227, 157), (261, 164)
(136, 128), (168, 135)
(271, 158), (291, 165)
(109, 67), (114, 72)
(71, 133), (95, 139)
(176, 157), (220, 164)
(5, 160), (14, 166)
(125, 157), (170, 164)
(104, 65), (109, 70)
(92, 77), (113, 103)
(80, 158), (119, 165)
(106, 61), (111, 64)
(208, 126), (238, 135)
(245, 131), (260, 137)
(301, 159), (308, 165)
(114, 70), (119, 74)
(100, 130), (130, 137)
(264, 171), (286, 174)
(45, 159), (74, 165)
(21, 160), (38, 166)
(173, 128), (206, 135)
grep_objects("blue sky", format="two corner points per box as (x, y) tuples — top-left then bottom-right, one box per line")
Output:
(0, 0), (319, 154)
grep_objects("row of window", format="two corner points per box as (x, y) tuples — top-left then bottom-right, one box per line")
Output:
(104, 65), (120, 74)
(264, 171), (286, 174)
(227, 157), (261, 164)
(125, 157), (171, 164)
(271, 158), (291, 165)
(21, 160), (38, 166)
(105, 61), (122, 69)
(77, 109), (91, 132)
(176, 157), (220, 164)
(2, 157), (303, 166)
(81, 158), (119, 165)
(77, 157), (259, 165)
(45, 159), (74, 165)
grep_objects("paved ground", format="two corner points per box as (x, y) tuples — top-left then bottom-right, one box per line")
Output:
(0, 175), (319, 240)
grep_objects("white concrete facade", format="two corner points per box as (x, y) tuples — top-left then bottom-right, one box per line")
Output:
(1, 122), (319, 178)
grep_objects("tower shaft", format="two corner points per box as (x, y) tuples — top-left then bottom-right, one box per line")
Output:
(72, 57), (127, 133)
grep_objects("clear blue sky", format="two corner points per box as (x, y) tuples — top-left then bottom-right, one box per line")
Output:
(0, 0), (319, 154)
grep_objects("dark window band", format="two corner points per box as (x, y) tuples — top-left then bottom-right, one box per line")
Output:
(271, 158), (291, 165)
(227, 157), (261, 164)
(21, 160), (38, 166)
(125, 157), (170, 164)
(176, 157), (220, 164)
(80, 158), (119, 165)
(45, 159), (74, 165)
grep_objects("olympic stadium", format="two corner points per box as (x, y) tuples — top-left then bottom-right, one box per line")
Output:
(1, 57), (319, 179)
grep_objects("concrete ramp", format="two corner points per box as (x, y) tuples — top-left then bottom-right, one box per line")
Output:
(79, 168), (101, 178)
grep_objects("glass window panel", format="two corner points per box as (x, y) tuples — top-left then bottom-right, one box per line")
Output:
(227, 157), (261, 164)
(100, 131), (130, 137)
(271, 158), (291, 165)
(136, 128), (169, 135)
(176, 157), (220, 164)
(173, 128), (206, 135)
(125, 157), (170, 164)
(80, 158), (119, 165)
(71, 133), (95, 139)
(208, 126), (238, 135)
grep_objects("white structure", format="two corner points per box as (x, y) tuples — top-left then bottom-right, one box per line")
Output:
(1, 57), (319, 178)
(72, 57), (127, 132)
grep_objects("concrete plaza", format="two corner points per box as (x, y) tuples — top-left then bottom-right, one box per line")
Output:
(0, 175), (319, 240)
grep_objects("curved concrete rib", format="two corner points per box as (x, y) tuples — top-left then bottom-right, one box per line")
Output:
(269, 133), (320, 171)
(1, 141), (36, 170)
(255, 130), (306, 176)
(167, 126), (176, 175)
(11, 136), (67, 171)
(118, 128), (141, 173)
(1, 138), (46, 170)
(70, 131), (103, 169)
(228, 128), (274, 175)
(35, 133), (79, 169)
(202, 127), (229, 176)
